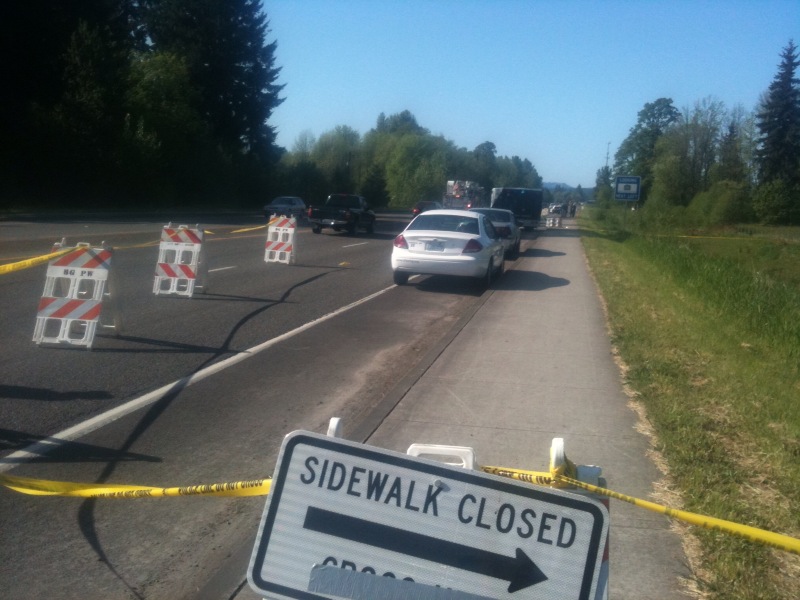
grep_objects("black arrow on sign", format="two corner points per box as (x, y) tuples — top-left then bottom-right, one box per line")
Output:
(303, 506), (548, 593)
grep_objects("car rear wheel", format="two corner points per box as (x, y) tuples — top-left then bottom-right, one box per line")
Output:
(393, 271), (409, 285)
(312, 225), (322, 234)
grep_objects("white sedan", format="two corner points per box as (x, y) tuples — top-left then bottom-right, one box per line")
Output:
(391, 209), (505, 288)
(470, 207), (521, 259)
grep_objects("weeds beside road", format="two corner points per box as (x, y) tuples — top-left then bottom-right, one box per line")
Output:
(581, 215), (800, 599)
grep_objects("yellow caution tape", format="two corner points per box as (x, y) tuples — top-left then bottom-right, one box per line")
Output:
(556, 475), (800, 556)
(0, 247), (75, 275)
(3, 459), (799, 556)
(231, 225), (267, 233)
(481, 466), (554, 486)
(0, 473), (270, 498)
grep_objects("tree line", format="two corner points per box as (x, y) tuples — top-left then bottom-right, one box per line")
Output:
(1, 2), (544, 211)
(594, 40), (800, 226)
(278, 110), (543, 209)
(2, 0), (283, 208)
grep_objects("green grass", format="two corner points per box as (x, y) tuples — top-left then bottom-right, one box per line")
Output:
(580, 219), (800, 599)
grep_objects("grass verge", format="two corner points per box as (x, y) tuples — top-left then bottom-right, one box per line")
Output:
(580, 222), (800, 599)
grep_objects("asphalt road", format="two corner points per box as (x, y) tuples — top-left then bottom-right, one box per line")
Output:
(0, 213), (498, 599)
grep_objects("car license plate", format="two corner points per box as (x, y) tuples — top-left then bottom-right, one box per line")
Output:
(426, 241), (445, 252)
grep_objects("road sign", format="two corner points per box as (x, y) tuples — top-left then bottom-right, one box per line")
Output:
(248, 431), (608, 600)
(615, 176), (641, 201)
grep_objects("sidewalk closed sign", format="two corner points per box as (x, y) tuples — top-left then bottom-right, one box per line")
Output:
(248, 432), (609, 600)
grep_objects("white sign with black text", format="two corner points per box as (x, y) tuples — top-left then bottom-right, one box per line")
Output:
(248, 431), (608, 600)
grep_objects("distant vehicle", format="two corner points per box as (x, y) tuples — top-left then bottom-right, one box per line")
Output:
(490, 187), (543, 230)
(470, 207), (521, 259)
(548, 203), (564, 215)
(443, 180), (484, 209)
(412, 200), (443, 217)
(391, 209), (504, 289)
(307, 194), (376, 234)
(265, 196), (306, 219)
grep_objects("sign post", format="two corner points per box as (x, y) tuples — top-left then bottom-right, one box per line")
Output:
(249, 431), (609, 600)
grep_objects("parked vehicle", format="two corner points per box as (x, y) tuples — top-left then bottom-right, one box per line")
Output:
(412, 200), (443, 217)
(391, 209), (504, 289)
(265, 196), (306, 219)
(470, 207), (521, 259)
(490, 187), (543, 230)
(307, 194), (376, 234)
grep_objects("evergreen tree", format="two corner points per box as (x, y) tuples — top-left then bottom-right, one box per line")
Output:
(756, 40), (800, 186)
(714, 122), (748, 184)
(613, 98), (680, 202)
(145, 0), (284, 160)
(1, 0), (134, 199)
(594, 165), (613, 206)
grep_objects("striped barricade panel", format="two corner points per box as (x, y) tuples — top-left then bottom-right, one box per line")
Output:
(162, 227), (203, 244)
(264, 216), (297, 265)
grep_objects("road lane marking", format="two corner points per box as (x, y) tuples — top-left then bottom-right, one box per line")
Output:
(342, 242), (368, 248)
(0, 285), (396, 472)
(209, 266), (236, 272)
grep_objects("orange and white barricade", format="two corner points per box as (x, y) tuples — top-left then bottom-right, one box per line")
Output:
(546, 215), (562, 228)
(33, 241), (119, 349)
(153, 224), (207, 297)
(264, 215), (296, 265)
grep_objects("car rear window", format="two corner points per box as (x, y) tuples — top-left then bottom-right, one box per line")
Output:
(328, 195), (360, 208)
(408, 215), (480, 233)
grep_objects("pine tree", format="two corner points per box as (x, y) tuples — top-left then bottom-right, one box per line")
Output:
(756, 40), (800, 186)
(145, 0), (284, 160)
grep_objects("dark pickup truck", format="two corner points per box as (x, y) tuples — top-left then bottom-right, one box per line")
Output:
(308, 194), (376, 234)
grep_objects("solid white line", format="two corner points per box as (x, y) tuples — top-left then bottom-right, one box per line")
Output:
(209, 266), (236, 272)
(0, 285), (396, 472)
(342, 242), (368, 248)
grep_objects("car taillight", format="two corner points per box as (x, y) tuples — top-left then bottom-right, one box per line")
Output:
(307, 207), (313, 217)
(462, 239), (483, 253)
(394, 234), (409, 249)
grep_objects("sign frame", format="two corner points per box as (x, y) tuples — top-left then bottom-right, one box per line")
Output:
(614, 176), (641, 201)
(249, 431), (608, 600)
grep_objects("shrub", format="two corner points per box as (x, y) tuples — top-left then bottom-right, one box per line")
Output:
(752, 179), (800, 225)
(688, 181), (755, 226)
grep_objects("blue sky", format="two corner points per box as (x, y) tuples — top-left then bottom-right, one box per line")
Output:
(263, 0), (799, 188)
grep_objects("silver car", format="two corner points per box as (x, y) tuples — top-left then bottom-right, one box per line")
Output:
(391, 209), (505, 288)
(265, 196), (306, 219)
(470, 207), (521, 259)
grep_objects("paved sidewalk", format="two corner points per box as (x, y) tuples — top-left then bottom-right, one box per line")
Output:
(238, 220), (694, 599)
